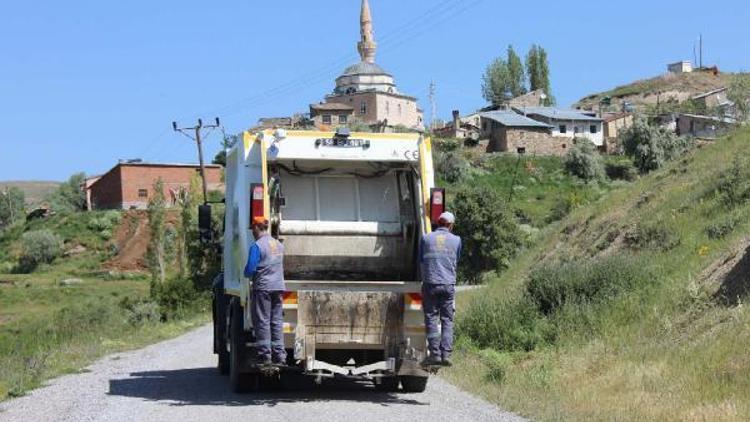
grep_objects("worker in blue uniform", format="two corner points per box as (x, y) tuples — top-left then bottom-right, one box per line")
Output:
(420, 212), (462, 367)
(244, 216), (287, 365)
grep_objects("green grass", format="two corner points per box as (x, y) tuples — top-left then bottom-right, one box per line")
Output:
(447, 128), (750, 421)
(0, 211), (210, 401)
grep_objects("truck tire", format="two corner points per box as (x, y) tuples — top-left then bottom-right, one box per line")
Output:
(400, 376), (428, 393)
(373, 376), (400, 392)
(213, 273), (229, 375)
(229, 300), (252, 393)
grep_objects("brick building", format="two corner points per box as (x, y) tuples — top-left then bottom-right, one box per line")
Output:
(88, 162), (223, 210)
(482, 111), (570, 156)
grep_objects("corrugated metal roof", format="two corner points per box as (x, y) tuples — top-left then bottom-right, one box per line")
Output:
(479, 111), (553, 128)
(515, 107), (603, 122)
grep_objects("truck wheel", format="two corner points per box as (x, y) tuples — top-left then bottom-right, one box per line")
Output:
(400, 376), (428, 393)
(229, 301), (251, 393)
(217, 350), (230, 375)
(373, 376), (400, 392)
(213, 274), (229, 375)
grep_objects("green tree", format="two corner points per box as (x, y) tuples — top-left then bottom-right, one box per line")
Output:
(482, 57), (511, 107)
(451, 185), (525, 283)
(619, 119), (695, 173)
(728, 73), (750, 121)
(0, 187), (25, 229)
(564, 138), (605, 182)
(526, 45), (554, 105)
(177, 175), (201, 279)
(47, 172), (87, 212)
(146, 179), (167, 290)
(507, 45), (526, 98)
(18, 230), (63, 273)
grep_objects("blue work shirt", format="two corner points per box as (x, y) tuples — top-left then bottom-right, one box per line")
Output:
(244, 233), (285, 291)
(420, 227), (462, 285)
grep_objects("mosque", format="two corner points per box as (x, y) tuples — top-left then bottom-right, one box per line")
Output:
(309, 0), (424, 130)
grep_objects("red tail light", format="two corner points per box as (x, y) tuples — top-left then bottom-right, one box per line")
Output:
(250, 184), (264, 223)
(405, 292), (423, 310)
(430, 188), (445, 225)
(282, 291), (298, 305)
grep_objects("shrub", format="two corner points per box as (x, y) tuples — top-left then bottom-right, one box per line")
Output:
(46, 173), (87, 212)
(18, 230), (63, 272)
(152, 278), (206, 320)
(619, 119), (695, 173)
(120, 299), (162, 325)
(434, 150), (471, 184)
(452, 185), (525, 282)
(433, 138), (461, 152)
(706, 217), (738, 240)
(458, 294), (553, 352)
(0, 187), (25, 229)
(563, 138), (604, 182)
(715, 157), (750, 208)
(624, 222), (680, 251)
(604, 159), (639, 182)
(526, 255), (653, 315)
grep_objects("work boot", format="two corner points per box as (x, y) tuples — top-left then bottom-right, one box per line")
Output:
(272, 356), (287, 366)
(441, 357), (453, 367)
(421, 356), (442, 367)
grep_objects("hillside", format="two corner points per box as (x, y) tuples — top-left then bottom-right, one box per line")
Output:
(575, 70), (731, 111)
(446, 128), (750, 420)
(0, 181), (61, 207)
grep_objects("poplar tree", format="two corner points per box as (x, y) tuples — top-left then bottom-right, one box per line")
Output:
(526, 44), (555, 105)
(507, 45), (526, 98)
(147, 179), (166, 290)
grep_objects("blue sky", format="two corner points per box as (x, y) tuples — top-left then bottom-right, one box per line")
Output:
(1, 0), (748, 181)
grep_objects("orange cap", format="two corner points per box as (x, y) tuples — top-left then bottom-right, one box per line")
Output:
(252, 216), (268, 226)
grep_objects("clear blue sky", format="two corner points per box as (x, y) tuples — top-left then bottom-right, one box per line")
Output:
(1, 0), (748, 181)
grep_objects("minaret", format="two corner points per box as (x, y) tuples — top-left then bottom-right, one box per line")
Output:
(357, 0), (377, 63)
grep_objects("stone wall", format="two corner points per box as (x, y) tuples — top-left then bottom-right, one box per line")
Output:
(487, 126), (569, 156)
(326, 91), (423, 129)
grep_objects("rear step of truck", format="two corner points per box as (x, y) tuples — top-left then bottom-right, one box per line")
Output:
(285, 280), (422, 293)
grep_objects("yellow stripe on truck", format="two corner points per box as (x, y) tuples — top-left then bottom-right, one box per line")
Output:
(257, 134), (271, 219)
(419, 136), (432, 234)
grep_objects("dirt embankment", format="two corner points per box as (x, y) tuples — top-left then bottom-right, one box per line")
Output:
(104, 210), (179, 272)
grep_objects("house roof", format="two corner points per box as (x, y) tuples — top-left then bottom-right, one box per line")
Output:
(603, 112), (632, 123)
(515, 107), (603, 122)
(310, 102), (355, 111)
(679, 113), (737, 124)
(480, 111), (553, 128)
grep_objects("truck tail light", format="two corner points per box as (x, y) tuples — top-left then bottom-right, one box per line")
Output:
(430, 188), (445, 225)
(282, 291), (298, 305)
(250, 184), (264, 223)
(405, 292), (423, 311)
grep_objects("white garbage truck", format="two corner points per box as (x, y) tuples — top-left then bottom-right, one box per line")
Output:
(210, 128), (447, 393)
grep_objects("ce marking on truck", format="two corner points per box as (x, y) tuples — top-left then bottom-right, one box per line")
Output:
(403, 150), (420, 160)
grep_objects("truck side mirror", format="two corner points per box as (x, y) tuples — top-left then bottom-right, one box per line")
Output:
(199, 204), (212, 243)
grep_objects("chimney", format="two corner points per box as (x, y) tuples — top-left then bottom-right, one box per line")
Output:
(452, 110), (460, 130)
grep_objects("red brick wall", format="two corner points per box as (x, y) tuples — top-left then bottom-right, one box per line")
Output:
(90, 165), (223, 210)
(89, 166), (123, 209)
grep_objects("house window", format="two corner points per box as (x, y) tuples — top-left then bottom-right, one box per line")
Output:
(574, 126), (580, 134)
(559, 125), (567, 134)
(562, 144), (567, 149)
(138, 189), (148, 198)
(322, 114), (332, 125)
(590, 125), (598, 134)
(517, 147), (527, 155)
(360, 101), (367, 115)
(338, 115), (348, 124)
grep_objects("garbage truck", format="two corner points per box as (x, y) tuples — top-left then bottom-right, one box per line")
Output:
(210, 128), (446, 393)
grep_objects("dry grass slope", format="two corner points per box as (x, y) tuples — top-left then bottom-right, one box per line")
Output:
(0, 181), (61, 207)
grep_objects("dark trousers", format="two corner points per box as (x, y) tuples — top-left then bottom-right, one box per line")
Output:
(251, 290), (286, 363)
(422, 283), (455, 359)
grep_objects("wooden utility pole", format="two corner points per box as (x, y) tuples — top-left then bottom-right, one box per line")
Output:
(172, 118), (221, 204)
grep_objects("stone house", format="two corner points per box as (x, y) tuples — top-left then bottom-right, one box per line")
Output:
(514, 107), (604, 146)
(481, 111), (571, 155)
(676, 113), (737, 139)
(309, 102), (355, 129)
(691, 87), (735, 117)
(88, 162), (223, 210)
(602, 112), (634, 153)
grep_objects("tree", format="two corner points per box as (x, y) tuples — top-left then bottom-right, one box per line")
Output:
(147, 179), (167, 289)
(451, 185), (525, 283)
(564, 138), (605, 182)
(177, 174), (201, 279)
(482, 57), (511, 107)
(526, 45), (554, 105)
(212, 133), (239, 166)
(18, 230), (63, 273)
(619, 119), (695, 173)
(728, 73), (750, 121)
(0, 187), (25, 229)
(507, 45), (526, 98)
(47, 172), (87, 212)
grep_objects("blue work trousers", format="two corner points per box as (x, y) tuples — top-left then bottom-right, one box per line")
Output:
(422, 283), (455, 359)
(251, 290), (287, 363)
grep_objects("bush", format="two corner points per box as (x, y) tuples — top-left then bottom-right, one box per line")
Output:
(526, 255), (653, 315)
(120, 298), (162, 325)
(619, 119), (695, 173)
(563, 138), (604, 182)
(706, 217), (738, 240)
(433, 138), (461, 152)
(434, 150), (471, 184)
(452, 185), (525, 282)
(458, 294), (553, 352)
(46, 173), (87, 212)
(18, 230), (63, 272)
(604, 159), (639, 181)
(624, 222), (680, 251)
(152, 278), (205, 320)
(715, 157), (750, 208)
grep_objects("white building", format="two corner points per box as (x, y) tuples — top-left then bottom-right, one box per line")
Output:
(667, 61), (693, 74)
(514, 107), (604, 146)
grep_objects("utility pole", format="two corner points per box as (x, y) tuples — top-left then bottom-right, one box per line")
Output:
(172, 118), (221, 205)
(699, 33), (703, 69)
(428, 80), (437, 130)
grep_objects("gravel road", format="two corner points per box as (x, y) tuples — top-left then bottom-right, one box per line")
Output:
(0, 324), (522, 422)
